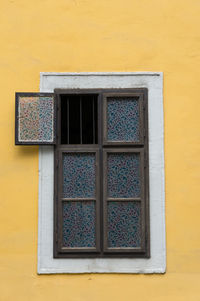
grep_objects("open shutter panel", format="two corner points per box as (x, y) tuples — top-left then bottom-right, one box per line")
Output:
(15, 92), (56, 145)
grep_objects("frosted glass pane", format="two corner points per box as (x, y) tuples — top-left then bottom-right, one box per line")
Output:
(107, 153), (141, 198)
(63, 153), (96, 198)
(62, 201), (96, 248)
(107, 97), (140, 142)
(107, 201), (141, 248)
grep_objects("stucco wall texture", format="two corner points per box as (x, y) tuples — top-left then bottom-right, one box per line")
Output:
(0, 0), (200, 300)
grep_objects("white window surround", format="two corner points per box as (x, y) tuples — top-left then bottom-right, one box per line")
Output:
(38, 72), (166, 274)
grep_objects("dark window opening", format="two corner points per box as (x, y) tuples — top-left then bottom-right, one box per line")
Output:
(61, 94), (98, 144)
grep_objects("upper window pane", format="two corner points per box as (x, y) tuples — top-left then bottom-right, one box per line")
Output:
(107, 97), (139, 142)
(103, 93), (144, 145)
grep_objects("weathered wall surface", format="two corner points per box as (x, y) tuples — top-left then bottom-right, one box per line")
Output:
(0, 0), (200, 300)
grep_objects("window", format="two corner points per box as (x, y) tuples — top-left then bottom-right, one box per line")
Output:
(16, 72), (165, 273)
(54, 89), (149, 258)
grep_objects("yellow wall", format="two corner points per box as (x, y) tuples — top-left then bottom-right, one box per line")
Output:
(0, 0), (200, 300)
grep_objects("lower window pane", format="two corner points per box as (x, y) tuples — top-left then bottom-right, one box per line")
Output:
(62, 201), (96, 248)
(107, 201), (141, 248)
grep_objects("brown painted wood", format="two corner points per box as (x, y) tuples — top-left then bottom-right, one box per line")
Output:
(53, 88), (150, 258)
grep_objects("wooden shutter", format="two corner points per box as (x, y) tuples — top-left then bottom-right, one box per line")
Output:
(15, 92), (56, 145)
(55, 148), (100, 255)
(103, 148), (145, 253)
(102, 90), (149, 256)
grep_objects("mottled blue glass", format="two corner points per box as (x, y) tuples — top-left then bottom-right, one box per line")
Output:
(107, 153), (141, 198)
(63, 153), (96, 198)
(18, 96), (54, 142)
(62, 201), (96, 248)
(107, 201), (141, 248)
(107, 97), (140, 142)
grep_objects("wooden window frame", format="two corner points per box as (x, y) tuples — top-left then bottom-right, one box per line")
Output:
(53, 88), (149, 258)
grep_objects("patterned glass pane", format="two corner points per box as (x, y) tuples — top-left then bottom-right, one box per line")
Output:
(63, 153), (96, 198)
(107, 97), (140, 142)
(18, 95), (54, 143)
(62, 201), (96, 248)
(107, 153), (140, 198)
(107, 201), (141, 248)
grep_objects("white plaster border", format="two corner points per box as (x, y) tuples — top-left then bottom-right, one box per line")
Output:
(38, 72), (166, 274)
